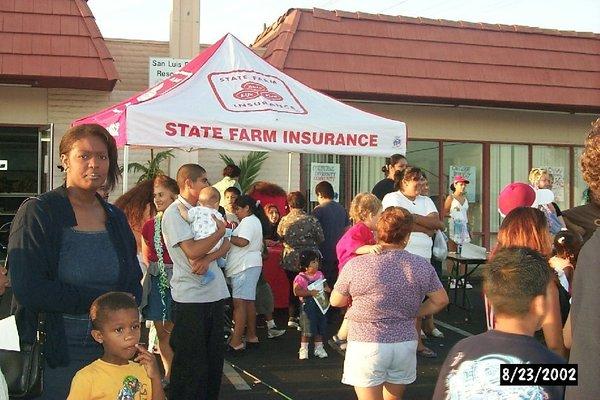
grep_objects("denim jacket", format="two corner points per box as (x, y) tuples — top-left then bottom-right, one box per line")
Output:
(7, 185), (142, 367)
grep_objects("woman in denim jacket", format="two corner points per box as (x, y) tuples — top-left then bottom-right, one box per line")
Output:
(8, 124), (142, 399)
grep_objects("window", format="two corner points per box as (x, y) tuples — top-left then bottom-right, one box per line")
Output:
(300, 140), (583, 250)
(573, 147), (587, 205)
(0, 127), (39, 215)
(532, 146), (570, 210)
(489, 144), (529, 247)
(443, 142), (483, 245)
(407, 141), (440, 206)
(350, 155), (386, 195)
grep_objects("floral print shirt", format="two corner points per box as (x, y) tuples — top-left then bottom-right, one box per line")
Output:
(277, 209), (324, 271)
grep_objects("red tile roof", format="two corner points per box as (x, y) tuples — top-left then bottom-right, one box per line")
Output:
(0, 0), (118, 91)
(253, 8), (600, 113)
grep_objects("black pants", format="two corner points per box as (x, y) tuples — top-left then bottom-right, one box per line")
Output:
(170, 299), (225, 400)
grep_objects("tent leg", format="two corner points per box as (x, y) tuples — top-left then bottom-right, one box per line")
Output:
(287, 152), (292, 193)
(123, 145), (130, 194)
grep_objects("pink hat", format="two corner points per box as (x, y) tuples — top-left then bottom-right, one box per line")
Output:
(498, 182), (555, 217)
(453, 175), (470, 184)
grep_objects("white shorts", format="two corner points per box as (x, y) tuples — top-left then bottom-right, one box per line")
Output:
(342, 340), (418, 387)
(230, 266), (261, 300)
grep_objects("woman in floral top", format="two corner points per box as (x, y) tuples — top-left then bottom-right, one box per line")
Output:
(277, 191), (325, 328)
(331, 207), (449, 400)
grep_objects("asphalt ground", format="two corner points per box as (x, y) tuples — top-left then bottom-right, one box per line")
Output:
(219, 277), (489, 400)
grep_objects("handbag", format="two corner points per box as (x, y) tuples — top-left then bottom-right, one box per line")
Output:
(0, 338), (43, 398)
(432, 230), (449, 261)
(0, 254), (44, 399)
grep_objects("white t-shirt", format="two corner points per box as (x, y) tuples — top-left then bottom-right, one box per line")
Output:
(382, 191), (438, 259)
(161, 197), (230, 303)
(225, 214), (263, 277)
(187, 205), (225, 252)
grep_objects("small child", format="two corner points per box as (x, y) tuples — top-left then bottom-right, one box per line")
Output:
(68, 292), (165, 400)
(294, 250), (331, 360)
(433, 248), (565, 399)
(330, 193), (382, 352)
(223, 186), (241, 228)
(178, 186), (228, 282)
(549, 230), (582, 295)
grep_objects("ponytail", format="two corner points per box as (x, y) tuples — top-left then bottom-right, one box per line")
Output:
(234, 195), (270, 236)
(383, 154), (407, 177)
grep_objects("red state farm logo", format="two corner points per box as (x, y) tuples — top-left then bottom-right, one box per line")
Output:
(208, 70), (307, 114)
(233, 82), (283, 102)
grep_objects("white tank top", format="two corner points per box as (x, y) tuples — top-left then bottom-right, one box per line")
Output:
(450, 196), (469, 222)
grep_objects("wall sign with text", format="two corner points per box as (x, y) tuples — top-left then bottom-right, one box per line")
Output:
(310, 163), (340, 202)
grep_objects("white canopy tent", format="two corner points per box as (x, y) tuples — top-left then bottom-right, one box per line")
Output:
(74, 34), (407, 192)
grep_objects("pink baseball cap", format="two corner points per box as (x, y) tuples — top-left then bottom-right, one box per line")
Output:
(453, 175), (470, 184)
(498, 182), (555, 217)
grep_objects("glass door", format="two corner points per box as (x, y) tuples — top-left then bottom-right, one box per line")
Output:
(532, 145), (571, 211)
(489, 144), (529, 247)
(39, 124), (54, 194)
(442, 142), (483, 246)
(0, 125), (53, 237)
(0, 127), (39, 214)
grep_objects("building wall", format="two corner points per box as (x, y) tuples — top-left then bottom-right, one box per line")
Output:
(0, 87), (48, 124)
(347, 101), (595, 145)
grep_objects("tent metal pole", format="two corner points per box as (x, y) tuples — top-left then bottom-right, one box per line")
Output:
(287, 152), (292, 193)
(123, 145), (130, 193)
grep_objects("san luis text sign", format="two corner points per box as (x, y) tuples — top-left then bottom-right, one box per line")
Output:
(148, 57), (190, 87)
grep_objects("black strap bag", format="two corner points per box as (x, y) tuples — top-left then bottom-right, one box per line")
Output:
(0, 255), (44, 398)
(0, 332), (44, 398)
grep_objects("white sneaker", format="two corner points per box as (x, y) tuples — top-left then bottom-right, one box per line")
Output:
(420, 329), (427, 339)
(430, 328), (445, 338)
(267, 328), (286, 338)
(298, 347), (309, 360)
(314, 346), (328, 358)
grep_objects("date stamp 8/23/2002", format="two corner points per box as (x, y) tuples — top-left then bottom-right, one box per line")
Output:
(500, 364), (578, 386)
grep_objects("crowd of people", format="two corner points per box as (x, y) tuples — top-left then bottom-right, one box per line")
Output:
(2, 117), (599, 399)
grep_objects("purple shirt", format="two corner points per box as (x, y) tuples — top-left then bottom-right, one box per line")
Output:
(334, 249), (443, 343)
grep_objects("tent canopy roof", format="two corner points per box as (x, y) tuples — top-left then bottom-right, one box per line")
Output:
(74, 34), (406, 157)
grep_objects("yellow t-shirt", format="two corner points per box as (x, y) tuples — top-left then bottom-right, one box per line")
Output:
(67, 359), (153, 400)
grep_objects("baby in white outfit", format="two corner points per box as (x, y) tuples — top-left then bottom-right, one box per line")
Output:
(178, 187), (228, 284)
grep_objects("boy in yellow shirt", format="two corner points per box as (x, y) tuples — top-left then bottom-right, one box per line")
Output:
(68, 292), (165, 400)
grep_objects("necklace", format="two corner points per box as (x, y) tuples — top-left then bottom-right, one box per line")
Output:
(153, 212), (170, 321)
(402, 192), (417, 205)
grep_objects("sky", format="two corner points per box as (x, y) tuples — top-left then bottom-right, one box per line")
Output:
(87, 0), (600, 46)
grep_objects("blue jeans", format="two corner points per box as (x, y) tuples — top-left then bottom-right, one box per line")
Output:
(39, 315), (103, 399)
(301, 298), (327, 337)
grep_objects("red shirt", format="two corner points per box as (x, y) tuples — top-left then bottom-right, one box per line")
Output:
(141, 217), (173, 264)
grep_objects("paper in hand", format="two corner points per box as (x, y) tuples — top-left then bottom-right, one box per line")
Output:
(307, 279), (330, 315)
